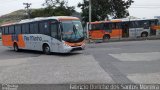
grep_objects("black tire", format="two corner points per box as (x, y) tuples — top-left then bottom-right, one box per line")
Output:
(43, 44), (51, 55)
(13, 43), (19, 52)
(103, 35), (110, 42)
(141, 32), (148, 37)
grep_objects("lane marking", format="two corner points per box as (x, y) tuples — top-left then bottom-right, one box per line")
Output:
(127, 73), (160, 84)
(109, 52), (160, 61)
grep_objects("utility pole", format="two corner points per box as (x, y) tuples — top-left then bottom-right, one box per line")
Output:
(89, 0), (92, 23)
(23, 3), (32, 19)
(88, 0), (92, 39)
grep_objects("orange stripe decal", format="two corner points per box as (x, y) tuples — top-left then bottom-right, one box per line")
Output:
(65, 41), (85, 47)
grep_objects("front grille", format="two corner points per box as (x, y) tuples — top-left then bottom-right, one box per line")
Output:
(71, 45), (82, 47)
(71, 47), (83, 52)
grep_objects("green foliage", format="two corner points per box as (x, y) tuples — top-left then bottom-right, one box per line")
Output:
(31, 0), (75, 18)
(0, 10), (27, 25)
(0, 0), (76, 25)
(110, 0), (134, 19)
(78, 0), (134, 23)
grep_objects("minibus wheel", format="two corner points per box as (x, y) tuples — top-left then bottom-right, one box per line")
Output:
(43, 44), (51, 55)
(13, 43), (19, 52)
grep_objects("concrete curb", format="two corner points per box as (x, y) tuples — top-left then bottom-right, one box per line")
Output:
(87, 36), (160, 44)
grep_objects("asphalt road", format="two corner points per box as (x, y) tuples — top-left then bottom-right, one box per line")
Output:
(0, 40), (160, 84)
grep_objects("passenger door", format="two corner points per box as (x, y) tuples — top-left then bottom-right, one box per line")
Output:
(50, 21), (60, 52)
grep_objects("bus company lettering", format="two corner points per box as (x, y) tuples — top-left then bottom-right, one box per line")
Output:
(24, 36), (42, 41)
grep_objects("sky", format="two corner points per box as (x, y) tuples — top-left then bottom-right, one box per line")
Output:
(129, 0), (160, 18)
(0, 0), (160, 19)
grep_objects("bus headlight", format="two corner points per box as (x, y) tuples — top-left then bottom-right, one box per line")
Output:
(64, 43), (71, 47)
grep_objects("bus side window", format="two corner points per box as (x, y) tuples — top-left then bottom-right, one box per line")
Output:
(5, 27), (9, 35)
(1, 27), (4, 35)
(30, 22), (38, 34)
(112, 23), (116, 29)
(51, 23), (58, 39)
(104, 23), (112, 33)
(104, 23), (108, 30)
(144, 21), (149, 29)
(22, 24), (30, 34)
(15, 25), (22, 34)
(134, 21), (139, 28)
(91, 24), (96, 30)
(0, 27), (2, 34)
(39, 21), (50, 36)
(104, 23), (112, 31)
(115, 23), (121, 29)
(9, 25), (15, 34)
(129, 22), (135, 28)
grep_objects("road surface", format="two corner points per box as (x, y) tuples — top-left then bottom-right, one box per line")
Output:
(0, 40), (160, 84)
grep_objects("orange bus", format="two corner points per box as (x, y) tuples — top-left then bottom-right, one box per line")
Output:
(0, 16), (85, 54)
(87, 20), (122, 41)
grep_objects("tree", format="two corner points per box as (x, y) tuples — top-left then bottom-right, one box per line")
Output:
(78, 0), (134, 23)
(31, 7), (55, 18)
(110, 0), (134, 18)
(31, 0), (75, 18)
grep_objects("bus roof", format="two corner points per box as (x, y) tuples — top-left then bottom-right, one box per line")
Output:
(111, 18), (158, 22)
(110, 20), (122, 22)
(88, 20), (122, 24)
(1, 16), (79, 27)
(88, 21), (108, 24)
(88, 20), (121, 24)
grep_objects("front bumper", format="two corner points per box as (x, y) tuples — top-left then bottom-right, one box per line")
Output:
(63, 44), (85, 53)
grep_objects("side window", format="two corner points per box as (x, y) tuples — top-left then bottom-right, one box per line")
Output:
(122, 22), (129, 29)
(51, 23), (58, 38)
(150, 21), (156, 26)
(1, 27), (5, 35)
(91, 23), (103, 30)
(115, 23), (121, 29)
(158, 21), (160, 25)
(104, 23), (112, 30)
(137, 21), (140, 28)
(30, 22), (38, 34)
(9, 26), (15, 34)
(129, 22), (135, 28)
(22, 24), (29, 34)
(135, 21), (139, 28)
(112, 23), (116, 29)
(155, 19), (158, 25)
(91, 24), (96, 30)
(39, 21), (50, 35)
(15, 25), (22, 34)
(0, 27), (2, 34)
(5, 27), (9, 35)
(139, 21), (143, 28)
(143, 21), (149, 29)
